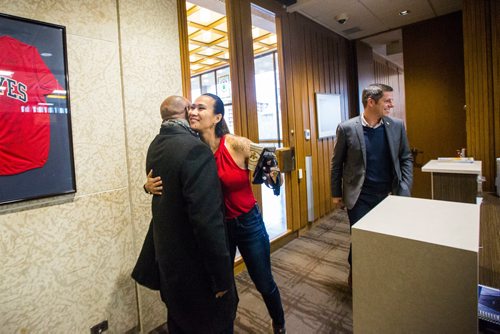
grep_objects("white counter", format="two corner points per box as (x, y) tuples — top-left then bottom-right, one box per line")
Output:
(352, 195), (479, 333)
(422, 159), (482, 175)
(353, 195), (479, 251)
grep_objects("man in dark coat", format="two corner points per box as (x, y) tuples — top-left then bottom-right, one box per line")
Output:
(146, 95), (237, 333)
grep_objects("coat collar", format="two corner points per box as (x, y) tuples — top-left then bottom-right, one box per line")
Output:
(355, 116), (367, 167)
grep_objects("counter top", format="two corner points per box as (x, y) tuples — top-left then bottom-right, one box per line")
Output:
(352, 195), (480, 252)
(422, 159), (482, 174)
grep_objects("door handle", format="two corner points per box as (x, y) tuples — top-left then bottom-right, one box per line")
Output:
(410, 147), (424, 168)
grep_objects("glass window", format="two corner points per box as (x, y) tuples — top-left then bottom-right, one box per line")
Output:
(215, 67), (231, 104)
(200, 71), (216, 94)
(191, 76), (201, 99)
(254, 53), (279, 142)
(186, 1), (234, 135)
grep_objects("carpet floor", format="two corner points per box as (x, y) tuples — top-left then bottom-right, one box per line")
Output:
(151, 209), (352, 333)
(233, 209), (352, 334)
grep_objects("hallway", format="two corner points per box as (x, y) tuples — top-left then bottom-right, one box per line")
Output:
(233, 209), (352, 333)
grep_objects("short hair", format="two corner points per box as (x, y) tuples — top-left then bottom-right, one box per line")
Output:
(361, 84), (393, 108)
(202, 93), (230, 137)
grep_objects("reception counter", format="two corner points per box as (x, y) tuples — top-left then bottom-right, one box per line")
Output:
(422, 159), (482, 203)
(352, 195), (479, 333)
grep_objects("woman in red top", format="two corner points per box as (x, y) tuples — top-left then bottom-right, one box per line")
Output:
(147, 93), (286, 333)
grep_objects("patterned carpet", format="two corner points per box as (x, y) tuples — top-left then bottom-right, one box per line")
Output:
(233, 209), (352, 334)
(151, 209), (352, 333)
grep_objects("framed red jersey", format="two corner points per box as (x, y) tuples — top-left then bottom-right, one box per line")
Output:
(0, 13), (76, 205)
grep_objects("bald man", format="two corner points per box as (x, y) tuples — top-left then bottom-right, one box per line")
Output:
(145, 96), (237, 333)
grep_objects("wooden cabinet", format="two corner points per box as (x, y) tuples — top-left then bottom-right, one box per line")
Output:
(479, 193), (500, 288)
(422, 160), (482, 204)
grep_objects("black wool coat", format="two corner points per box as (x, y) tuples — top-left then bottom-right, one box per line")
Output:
(145, 124), (237, 333)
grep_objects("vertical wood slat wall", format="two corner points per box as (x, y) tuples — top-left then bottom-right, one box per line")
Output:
(463, 0), (499, 191)
(373, 55), (406, 122)
(492, 0), (500, 175)
(280, 13), (352, 227)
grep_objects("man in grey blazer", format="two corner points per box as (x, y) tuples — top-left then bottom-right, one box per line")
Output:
(331, 84), (413, 286)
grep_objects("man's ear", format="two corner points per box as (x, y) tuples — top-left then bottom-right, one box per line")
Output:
(367, 97), (376, 108)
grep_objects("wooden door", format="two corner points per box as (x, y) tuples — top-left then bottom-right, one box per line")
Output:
(402, 13), (466, 199)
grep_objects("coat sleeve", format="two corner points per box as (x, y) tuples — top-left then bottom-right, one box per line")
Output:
(331, 124), (347, 198)
(398, 123), (413, 196)
(181, 143), (233, 293)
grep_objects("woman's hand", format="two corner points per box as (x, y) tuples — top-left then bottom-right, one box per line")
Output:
(144, 169), (163, 195)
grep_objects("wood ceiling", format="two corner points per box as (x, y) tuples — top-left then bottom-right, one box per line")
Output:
(186, 2), (278, 75)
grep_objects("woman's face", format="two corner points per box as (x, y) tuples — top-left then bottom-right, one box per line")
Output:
(188, 95), (221, 133)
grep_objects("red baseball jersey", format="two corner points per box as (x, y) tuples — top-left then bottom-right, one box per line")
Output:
(0, 35), (63, 175)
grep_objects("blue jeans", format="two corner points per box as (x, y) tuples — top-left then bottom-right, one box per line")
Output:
(226, 204), (285, 328)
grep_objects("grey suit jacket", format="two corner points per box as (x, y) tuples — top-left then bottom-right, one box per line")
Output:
(330, 115), (413, 209)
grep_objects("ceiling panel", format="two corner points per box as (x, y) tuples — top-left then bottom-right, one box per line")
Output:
(288, 0), (462, 40)
(430, 0), (462, 15)
(301, 0), (364, 20)
(367, 0), (432, 17)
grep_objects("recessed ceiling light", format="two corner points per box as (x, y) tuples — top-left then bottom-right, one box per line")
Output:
(399, 10), (410, 16)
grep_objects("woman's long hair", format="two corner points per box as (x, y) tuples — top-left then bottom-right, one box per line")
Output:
(202, 93), (230, 138)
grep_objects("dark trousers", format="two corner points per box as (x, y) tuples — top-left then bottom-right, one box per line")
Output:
(347, 191), (389, 265)
(226, 204), (285, 328)
(167, 313), (234, 334)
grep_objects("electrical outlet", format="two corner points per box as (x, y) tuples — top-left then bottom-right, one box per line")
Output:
(90, 320), (108, 334)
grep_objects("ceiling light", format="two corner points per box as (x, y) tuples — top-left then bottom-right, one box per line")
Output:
(399, 10), (410, 16)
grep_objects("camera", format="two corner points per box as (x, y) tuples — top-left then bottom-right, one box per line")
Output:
(335, 13), (349, 24)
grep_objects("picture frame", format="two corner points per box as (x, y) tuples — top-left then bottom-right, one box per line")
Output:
(0, 13), (76, 205)
(315, 93), (343, 139)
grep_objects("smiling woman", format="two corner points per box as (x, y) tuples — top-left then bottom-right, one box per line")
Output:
(190, 92), (287, 333)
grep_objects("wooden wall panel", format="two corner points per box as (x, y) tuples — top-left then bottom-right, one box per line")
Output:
(290, 13), (309, 228)
(463, 0), (498, 192)
(177, 0), (191, 99)
(403, 12), (466, 199)
(373, 55), (405, 121)
(278, 13), (302, 232)
(279, 12), (354, 226)
(274, 10), (295, 233)
(309, 30), (320, 220)
(493, 1), (500, 162)
(226, 0), (258, 141)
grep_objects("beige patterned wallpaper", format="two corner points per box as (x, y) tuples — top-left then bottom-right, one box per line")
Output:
(0, 0), (181, 332)
(118, 0), (182, 332)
